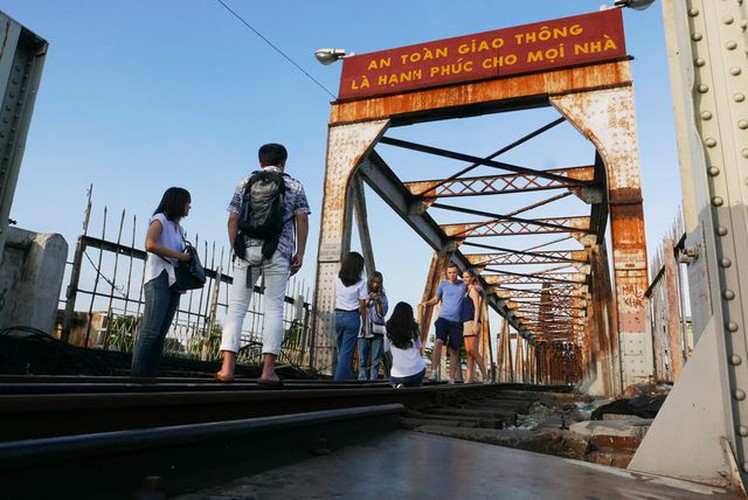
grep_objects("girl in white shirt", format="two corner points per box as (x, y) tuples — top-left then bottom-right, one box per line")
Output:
(386, 302), (426, 388)
(334, 251), (367, 381)
(131, 187), (192, 377)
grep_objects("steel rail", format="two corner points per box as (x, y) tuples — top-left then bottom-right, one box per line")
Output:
(0, 382), (502, 442)
(0, 404), (404, 498)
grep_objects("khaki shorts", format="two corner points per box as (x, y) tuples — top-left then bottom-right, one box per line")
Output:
(463, 320), (479, 337)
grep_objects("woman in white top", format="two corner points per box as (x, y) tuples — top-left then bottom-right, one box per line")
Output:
(386, 302), (426, 388)
(333, 251), (367, 381)
(131, 187), (191, 377)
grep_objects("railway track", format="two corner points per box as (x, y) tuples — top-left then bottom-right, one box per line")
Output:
(0, 404), (404, 499)
(0, 376), (580, 498)
(2, 376), (550, 441)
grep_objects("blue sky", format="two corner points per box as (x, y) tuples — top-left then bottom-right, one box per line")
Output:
(4, 1), (677, 325)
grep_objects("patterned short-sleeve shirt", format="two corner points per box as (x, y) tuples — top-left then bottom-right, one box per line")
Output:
(228, 166), (311, 259)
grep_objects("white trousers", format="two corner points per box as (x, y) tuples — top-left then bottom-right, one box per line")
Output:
(220, 247), (290, 356)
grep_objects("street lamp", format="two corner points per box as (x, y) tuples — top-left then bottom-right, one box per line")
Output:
(314, 48), (352, 66)
(613, 0), (656, 10)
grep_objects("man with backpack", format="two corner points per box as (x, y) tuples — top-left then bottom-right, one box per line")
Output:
(216, 143), (310, 385)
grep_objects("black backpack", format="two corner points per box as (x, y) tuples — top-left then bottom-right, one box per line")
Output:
(235, 170), (287, 259)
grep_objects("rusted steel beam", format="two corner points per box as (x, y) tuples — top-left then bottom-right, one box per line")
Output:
(358, 152), (446, 250)
(432, 203), (590, 233)
(515, 336), (525, 383)
(390, 117), (570, 197)
(519, 322), (586, 331)
(524, 330), (585, 337)
(465, 249), (589, 267)
(440, 216), (591, 238)
(495, 286), (584, 298)
(518, 316), (585, 325)
(496, 318), (513, 383)
(514, 303), (588, 312)
(379, 136), (589, 188)
(357, 151), (522, 332)
(403, 166), (596, 199)
(351, 174), (376, 277)
(511, 294), (588, 304)
(517, 315), (587, 325)
(519, 319), (586, 327)
(552, 84), (650, 390)
(483, 272), (587, 286)
(516, 304), (587, 315)
(519, 320), (587, 329)
(330, 61), (633, 125)
(313, 119), (390, 373)
(527, 334), (584, 341)
(524, 327), (584, 333)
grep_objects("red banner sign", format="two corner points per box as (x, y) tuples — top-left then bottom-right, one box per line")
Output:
(338, 9), (625, 100)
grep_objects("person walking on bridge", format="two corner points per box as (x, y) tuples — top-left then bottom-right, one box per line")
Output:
(462, 269), (488, 383)
(216, 143), (310, 385)
(421, 263), (466, 383)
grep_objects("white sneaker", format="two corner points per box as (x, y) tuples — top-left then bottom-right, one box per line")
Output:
(428, 371), (439, 382)
(394, 383), (405, 389)
(448, 378), (455, 385)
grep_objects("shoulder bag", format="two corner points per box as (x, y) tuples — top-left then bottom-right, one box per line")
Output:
(174, 241), (206, 291)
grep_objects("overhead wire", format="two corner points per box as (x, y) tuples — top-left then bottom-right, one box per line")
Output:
(215, 0), (338, 100)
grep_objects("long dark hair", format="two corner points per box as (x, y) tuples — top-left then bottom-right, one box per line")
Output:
(386, 302), (419, 350)
(368, 271), (384, 293)
(339, 252), (364, 287)
(154, 187), (191, 221)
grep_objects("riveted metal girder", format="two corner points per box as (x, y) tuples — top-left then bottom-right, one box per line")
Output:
(512, 298), (588, 310)
(356, 150), (521, 332)
(465, 249), (589, 266)
(552, 85), (651, 390)
(0, 13), (47, 263)
(313, 119), (390, 372)
(441, 216), (591, 238)
(403, 165), (596, 199)
(628, 0), (748, 490)
(483, 272), (588, 286)
(495, 286), (586, 298)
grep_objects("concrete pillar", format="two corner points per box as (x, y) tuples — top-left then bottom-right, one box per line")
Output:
(0, 227), (68, 334)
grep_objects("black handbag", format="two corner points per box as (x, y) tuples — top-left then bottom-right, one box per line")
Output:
(173, 242), (206, 291)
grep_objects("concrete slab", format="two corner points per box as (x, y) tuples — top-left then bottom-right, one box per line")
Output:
(179, 430), (740, 499)
(570, 420), (650, 438)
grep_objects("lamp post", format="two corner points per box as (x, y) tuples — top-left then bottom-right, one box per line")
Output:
(613, 0), (656, 10)
(314, 48), (353, 65)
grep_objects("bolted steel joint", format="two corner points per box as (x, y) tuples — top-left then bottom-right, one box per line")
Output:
(678, 245), (700, 264)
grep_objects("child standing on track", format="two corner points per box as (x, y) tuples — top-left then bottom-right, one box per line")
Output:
(385, 302), (426, 388)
